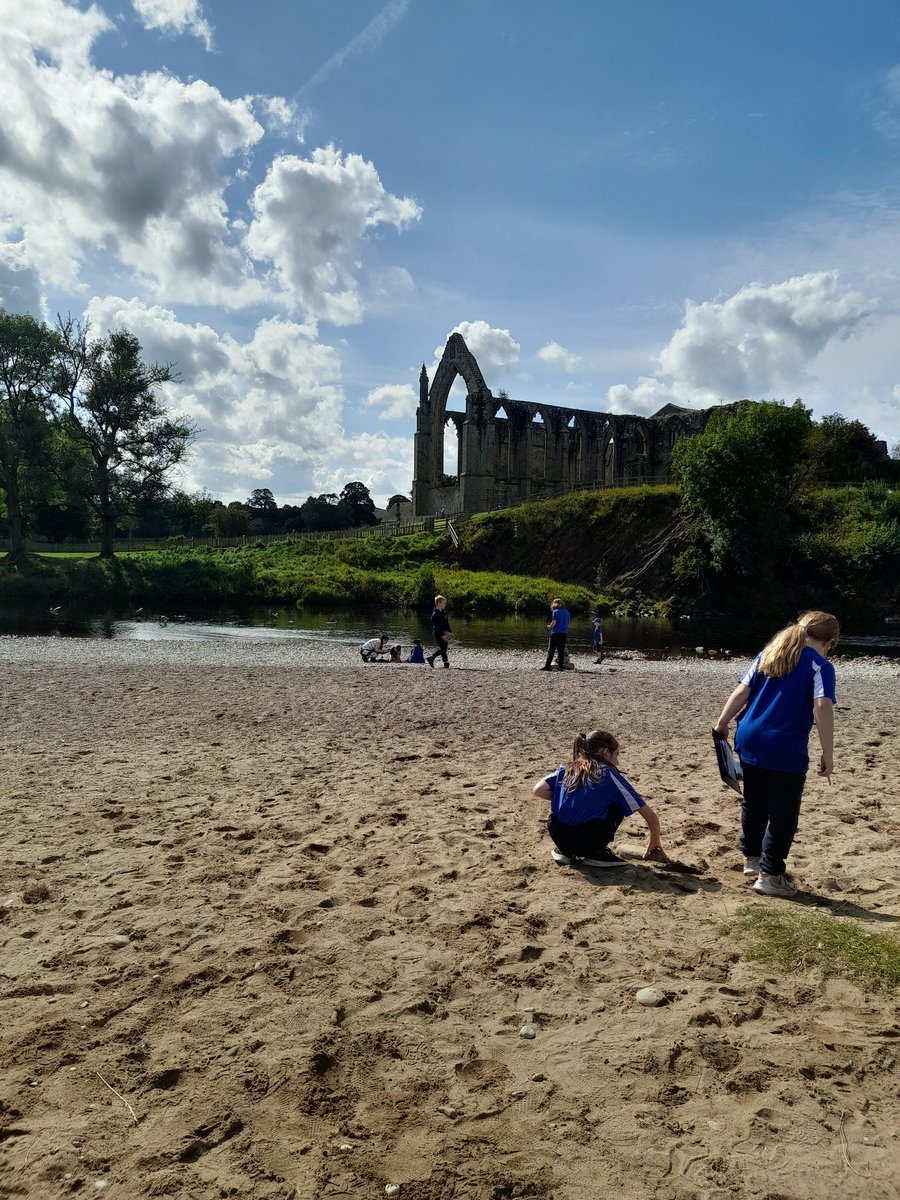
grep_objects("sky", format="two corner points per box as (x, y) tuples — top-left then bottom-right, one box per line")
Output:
(2, 0), (900, 507)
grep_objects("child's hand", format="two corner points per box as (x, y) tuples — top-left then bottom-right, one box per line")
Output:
(643, 844), (668, 862)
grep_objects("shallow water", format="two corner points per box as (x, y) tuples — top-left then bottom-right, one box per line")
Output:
(1, 606), (897, 659)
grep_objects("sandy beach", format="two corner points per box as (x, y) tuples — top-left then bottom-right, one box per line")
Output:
(1, 635), (899, 1200)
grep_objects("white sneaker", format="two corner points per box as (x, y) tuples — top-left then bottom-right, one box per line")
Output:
(551, 847), (572, 866)
(753, 872), (798, 898)
(743, 855), (761, 876)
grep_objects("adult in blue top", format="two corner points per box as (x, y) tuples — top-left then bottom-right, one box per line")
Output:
(540, 597), (570, 671)
(533, 728), (663, 867)
(714, 610), (839, 899)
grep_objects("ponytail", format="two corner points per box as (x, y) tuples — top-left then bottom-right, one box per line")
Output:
(563, 729), (619, 791)
(758, 610), (839, 678)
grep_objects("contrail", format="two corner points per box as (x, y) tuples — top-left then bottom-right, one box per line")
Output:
(295, 0), (413, 100)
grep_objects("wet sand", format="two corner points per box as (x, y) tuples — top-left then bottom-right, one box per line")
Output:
(1, 636), (899, 1199)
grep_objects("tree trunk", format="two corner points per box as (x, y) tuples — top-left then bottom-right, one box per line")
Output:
(1, 452), (27, 567)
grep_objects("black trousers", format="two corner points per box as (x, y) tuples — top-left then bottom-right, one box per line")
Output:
(548, 811), (623, 858)
(431, 637), (449, 666)
(739, 762), (805, 876)
(544, 632), (567, 669)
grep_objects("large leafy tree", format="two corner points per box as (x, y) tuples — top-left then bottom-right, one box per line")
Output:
(338, 480), (377, 528)
(671, 400), (814, 586)
(807, 413), (893, 485)
(0, 310), (60, 564)
(56, 321), (196, 557)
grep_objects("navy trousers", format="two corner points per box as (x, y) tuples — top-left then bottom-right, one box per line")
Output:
(739, 762), (806, 876)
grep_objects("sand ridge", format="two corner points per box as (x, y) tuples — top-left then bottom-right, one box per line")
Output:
(1, 641), (899, 1198)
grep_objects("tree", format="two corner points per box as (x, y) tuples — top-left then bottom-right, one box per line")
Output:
(57, 321), (196, 557)
(671, 400), (813, 583)
(204, 501), (252, 537)
(248, 487), (279, 532)
(338, 480), (377, 528)
(0, 310), (60, 564)
(807, 413), (891, 485)
(298, 493), (350, 532)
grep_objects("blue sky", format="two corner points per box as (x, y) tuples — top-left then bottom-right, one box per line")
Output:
(2, 0), (900, 506)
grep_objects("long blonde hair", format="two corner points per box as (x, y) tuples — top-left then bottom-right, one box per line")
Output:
(758, 610), (840, 678)
(562, 729), (618, 790)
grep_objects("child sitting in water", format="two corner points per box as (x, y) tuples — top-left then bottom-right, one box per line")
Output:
(532, 728), (663, 867)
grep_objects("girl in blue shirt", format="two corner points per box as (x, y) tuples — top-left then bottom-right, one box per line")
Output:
(714, 610), (838, 899)
(533, 729), (663, 868)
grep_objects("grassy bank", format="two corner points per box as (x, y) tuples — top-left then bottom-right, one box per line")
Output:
(3, 481), (897, 619)
(0, 533), (593, 617)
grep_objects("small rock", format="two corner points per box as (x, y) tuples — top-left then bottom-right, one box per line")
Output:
(109, 935), (130, 949)
(385, 1186), (401, 1198)
(519, 1024), (536, 1039)
(635, 986), (668, 1008)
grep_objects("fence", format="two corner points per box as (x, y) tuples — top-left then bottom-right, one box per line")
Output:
(24, 515), (463, 555)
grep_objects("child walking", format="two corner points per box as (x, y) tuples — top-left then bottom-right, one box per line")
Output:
(533, 729), (663, 867)
(427, 594), (452, 668)
(592, 615), (604, 664)
(713, 610), (838, 898)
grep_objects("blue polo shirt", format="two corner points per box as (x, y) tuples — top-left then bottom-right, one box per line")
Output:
(550, 607), (570, 634)
(734, 646), (836, 775)
(544, 764), (645, 827)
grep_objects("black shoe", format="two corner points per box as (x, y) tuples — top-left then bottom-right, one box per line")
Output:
(426, 655), (435, 668)
(578, 848), (627, 869)
(538, 666), (553, 671)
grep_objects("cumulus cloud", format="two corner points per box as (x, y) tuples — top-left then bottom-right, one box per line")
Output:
(607, 271), (875, 415)
(131, 0), (213, 49)
(0, 241), (47, 318)
(365, 383), (417, 420)
(82, 295), (410, 503)
(537, 340), (582, 372)
(438, 320), (521, 375)
(0, 0), (265, 304)
(245, 146), (421, 325)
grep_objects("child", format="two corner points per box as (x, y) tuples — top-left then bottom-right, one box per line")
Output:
(533, 729), (663, 867)
(360, 632), (391, 662)
(539, 597), (570, 671)
(407, 639), (426, 664)
(426, 595), (451, 668)
(714, 610), (838, 898)
(592, 615), (604, 664)
(389, 643), (403, 663)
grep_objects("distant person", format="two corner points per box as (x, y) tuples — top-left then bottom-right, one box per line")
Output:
(592, 615), (604, 664)
(360, 632), (391, 663)
(713, 610), (839, 898)
(533, 728), (664, 867)
(539, 597), (570, 671)
(389, 644), (403, 663)
(407, 639), (426, 664)
(426, 594), (452, 668)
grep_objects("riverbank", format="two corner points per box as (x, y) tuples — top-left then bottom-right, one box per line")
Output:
(1, 641), (898, 1198)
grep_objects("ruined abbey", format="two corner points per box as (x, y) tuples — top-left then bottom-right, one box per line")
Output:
(412, 333), (715, 517)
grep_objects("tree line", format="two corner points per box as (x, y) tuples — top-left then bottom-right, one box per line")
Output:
(1, 307), (412, 561)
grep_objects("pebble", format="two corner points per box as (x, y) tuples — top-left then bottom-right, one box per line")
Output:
(519, 1025), (536, 1039)
(385, 1187), (401, 1198)
(109, 935), (130, 948)
(635, 986), (668, 1007)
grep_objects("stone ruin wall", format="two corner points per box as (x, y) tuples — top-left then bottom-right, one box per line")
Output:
(412, 332), (714, 518)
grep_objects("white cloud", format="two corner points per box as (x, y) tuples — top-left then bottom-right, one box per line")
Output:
(245, 146), (421, 325)
(0, 242), (46, 318)
(537, 340), (582, 372)
(82, 295), (412, 504)
(439, 320), (521, 375)
(132, 0), (213, 49)
(607, 271), (875, 415)
(365, 383), (417, 420)
(0, 0), (265, 304)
